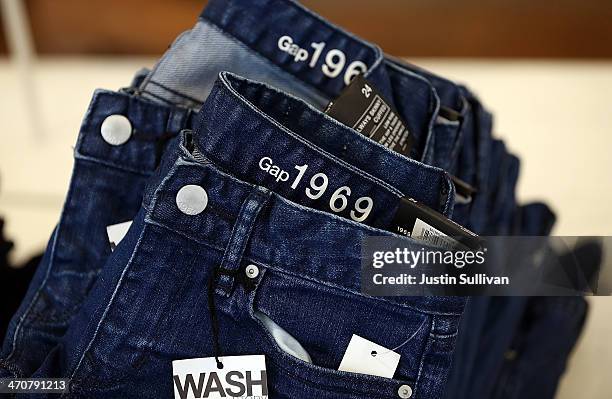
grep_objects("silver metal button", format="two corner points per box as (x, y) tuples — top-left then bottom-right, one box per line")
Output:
(176, 185), (208, 215)
(398, 384), (412, 399)
(245, 264), (259, 279)
(101, 114), (132, 146)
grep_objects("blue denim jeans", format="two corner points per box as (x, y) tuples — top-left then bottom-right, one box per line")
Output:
(2, 0), (465, 377)
(196, 72), (455, 216)
(441, 88), (582, 399)
(0, 90), (193, 378)
(2, 1), (577, 397)
(139, 0), (465, 164)
(3, 70), (460, 386)
(2, 67), (459, 385)
(385, 57), (469, 171)
(30, 128), (465, 398)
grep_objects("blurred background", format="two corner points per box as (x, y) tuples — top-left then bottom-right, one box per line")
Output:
(0, 1), (611, 397)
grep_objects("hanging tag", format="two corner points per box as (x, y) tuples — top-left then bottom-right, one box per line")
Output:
(172, 355), (268, 399)
(338, 334), (400, 378)
(105, 220), (132, 251)
(325, 75), (413, 156)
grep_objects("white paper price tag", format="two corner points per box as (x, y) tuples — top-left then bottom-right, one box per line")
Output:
(338, 334), (400, 378)
(172, 355), (268, 399)
(106, 221), (132, 251)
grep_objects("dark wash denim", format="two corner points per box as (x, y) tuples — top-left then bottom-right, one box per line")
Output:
(1, 0), (462, 377)
(2, 64), (458, 381)
(190, 71), (453, 225)
(31, 131), (464, 398)
(137, 1), (579, 395)
(199, 72), (455, 216)
(441, 87), (583, 399)
(491, 296), (587, 399)
(1, 64), (457, 379)
(0, 90), (192, 378)
(139, 0), (459, 161)
(385, 57), (469, 170)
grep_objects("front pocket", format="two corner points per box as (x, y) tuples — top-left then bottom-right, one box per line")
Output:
(243, 267), (433, 398)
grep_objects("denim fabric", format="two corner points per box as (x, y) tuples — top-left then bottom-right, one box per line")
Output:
(198, 72), (455, 216)
(129, 68), (151, 89)
(384, 57), (468, 170)
(441, 85), (581, 399)
(1, 1), (578, 397)
(445, 297), (529, 399)
(31, 131), (464, 398)
(449, 88), (493, 232)
(512, 202), (556, 236)
(440, 99), (516, 399)
(2, 68), (458, 388)
(140, 0), (391, 110)
(139, 0), (455, 161)
(491, 297), (587, 399)
(0, 90), (192, 378)
(0, 0), (461, 377)
(492, 204), (588, 399)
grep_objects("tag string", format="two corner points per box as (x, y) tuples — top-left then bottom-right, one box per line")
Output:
(374, 318), (428, 357)
(206, 267), (243, 369)
(207, 270), (224, 369)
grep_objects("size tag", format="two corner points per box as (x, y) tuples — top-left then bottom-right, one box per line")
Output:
(105, 221), (132, 251)
(172, 355), (268, 399)
(339, 334), (400, 378)
(325, 75), (413, 156)
(391, 197), (481, 250)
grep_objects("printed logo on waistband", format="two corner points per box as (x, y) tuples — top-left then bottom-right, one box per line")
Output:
(258, 156), (374, 222)
(277, 35), (368, 86)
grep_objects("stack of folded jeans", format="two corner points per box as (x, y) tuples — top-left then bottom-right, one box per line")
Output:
(0, 0), (587, 398)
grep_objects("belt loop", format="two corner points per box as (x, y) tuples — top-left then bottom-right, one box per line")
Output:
(215, 186), (271, 296)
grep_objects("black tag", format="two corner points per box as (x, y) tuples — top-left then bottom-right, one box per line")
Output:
(439, 106), (462, 122)
(451, 175), (477, 204)
(391, 197), (482, 250)
(325, 75), (413, 156)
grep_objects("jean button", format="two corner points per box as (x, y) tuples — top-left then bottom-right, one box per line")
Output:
(245, 264), (260, 279)
(101, 114), (132, 146)
(397, 384), (412, 398)
(176, 185), (208, 215)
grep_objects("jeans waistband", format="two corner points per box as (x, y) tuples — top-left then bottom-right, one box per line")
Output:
(140, 0), (392, 111)
(140, 0), (449, 156)
(202, 0), (392, 101)
(198, 72), (455, 216)
(75, 89), (192, 174)
(142, 134), (465, 315)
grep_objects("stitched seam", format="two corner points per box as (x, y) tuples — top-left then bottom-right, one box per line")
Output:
(247, 273), (407, 398)
(147, 80), (203, 104)
(139, 88), (182, 107)
(73, 152), (155, 176)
